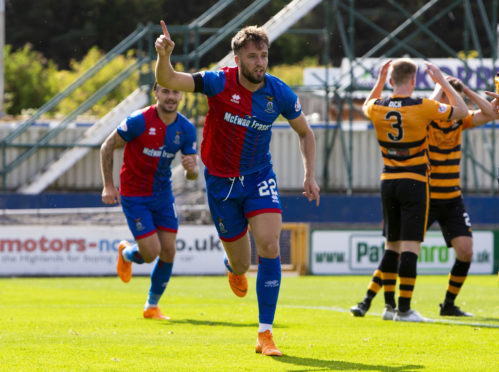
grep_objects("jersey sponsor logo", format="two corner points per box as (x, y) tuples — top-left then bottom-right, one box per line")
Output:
(438, 104), (447, 113)
(118, 119), (128, 132)
(264, 96), (275, 113)
(230, 94), (241, 104)
(223, 112), (271, 131)
(142, 146), (175, 159)
(295, 97), (301, 112)
(387, 148), (410, 157)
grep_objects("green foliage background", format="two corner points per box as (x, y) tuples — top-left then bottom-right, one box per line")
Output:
(4, 44), (60, 115)
(4, 45), (317, 118)
(4, 46), (141, 117)
(5, 1), (497, 117)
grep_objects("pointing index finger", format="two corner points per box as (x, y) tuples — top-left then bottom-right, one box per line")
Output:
(160, 20), (170, 38)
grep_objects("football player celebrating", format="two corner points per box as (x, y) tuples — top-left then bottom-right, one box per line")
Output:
(155, 20), (320, 356)
(100, 82), (198, 320)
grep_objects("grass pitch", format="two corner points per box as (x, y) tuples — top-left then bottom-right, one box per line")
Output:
(0, 275), (497, 371)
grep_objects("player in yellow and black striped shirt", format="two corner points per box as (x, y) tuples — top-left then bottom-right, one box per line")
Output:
(361, 59), (468, 322)
(427, 77), (494, 316)
(352, 76), (494, 319)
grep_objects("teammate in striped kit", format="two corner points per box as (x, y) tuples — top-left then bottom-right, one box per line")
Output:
(352, 76), (495, 318)
(100, 82), (199, 320)
(361, 59), (468, 322)
(155, 21), (320, 356)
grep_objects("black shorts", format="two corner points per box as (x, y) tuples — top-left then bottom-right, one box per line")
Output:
(427, 197), (472, 247)
(381, 178), (429, 242)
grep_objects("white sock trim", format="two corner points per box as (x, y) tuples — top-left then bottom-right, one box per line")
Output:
(121, 249), (131, 262)
(258, 323), (273, 333)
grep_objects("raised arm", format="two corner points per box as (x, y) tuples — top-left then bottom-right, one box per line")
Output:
(100, 130), (126, 204)
(455, 78), (495, 127)
(429, 83), (444, 101)
(155, 20), (195, 92)
(288, 113), (320, 206)
(485, 91), (499, 119)
(424, 62), (468, 120)
(363, 59), (392, 111)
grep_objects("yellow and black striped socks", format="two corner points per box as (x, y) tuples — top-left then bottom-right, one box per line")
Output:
(398, 251), (418, 312)
(381, 250), (399, 309)
(444, 259), (471, 304)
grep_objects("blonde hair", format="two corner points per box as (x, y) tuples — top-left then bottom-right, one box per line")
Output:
(231, 26), (269, 54)
(390, 58), (417, 86)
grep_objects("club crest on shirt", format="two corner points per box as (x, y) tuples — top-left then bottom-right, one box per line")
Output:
(174, 131), (181, 145)
(148, 127), (157, 136)
(231, 94), (241, 104)
(264, 96), (275, 114)
(134, 218), (144, 231)
(218, 218), (228, 234)
(438, 104), (447, 113)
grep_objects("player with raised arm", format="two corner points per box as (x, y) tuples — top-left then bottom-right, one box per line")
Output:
(352, 76), (495, 318)
(100, 82), (199, 320)
(155, 20), (320, 356)
(361, 58), (468, 322)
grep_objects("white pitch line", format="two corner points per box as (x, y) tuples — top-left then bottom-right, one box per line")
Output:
(281, 304), (499, 329)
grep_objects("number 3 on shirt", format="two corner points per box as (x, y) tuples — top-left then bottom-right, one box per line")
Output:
(386, 111), (404, 141)
(258, 178), (277, 197)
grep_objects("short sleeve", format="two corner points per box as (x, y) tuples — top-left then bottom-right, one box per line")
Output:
(362, 98), (377, 119)
(117, 110), (145, 142)
(281, 91), (301, 120)
(199, 70), (226, 97)
(461, 112), (474, 129)
(181, 121), (197, 155)
(422, 98), (453, 122)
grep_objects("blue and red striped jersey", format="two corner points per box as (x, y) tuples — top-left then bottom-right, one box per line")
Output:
(197, 66), (301, 177)
(117, 105), (197, 197)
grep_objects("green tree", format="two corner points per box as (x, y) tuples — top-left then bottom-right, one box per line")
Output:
(54, 47), (140, 117)
(4, 44), (59, 115)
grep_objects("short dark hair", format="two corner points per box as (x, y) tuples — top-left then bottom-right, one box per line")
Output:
(448, 79), (464, 93)
(231, 26), (269, 54)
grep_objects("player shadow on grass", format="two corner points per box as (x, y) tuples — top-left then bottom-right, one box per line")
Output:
(474, 316), (499, 323)
(274, 356), (423, 371)
(428, 316), (499, 329)
(166, 318), (288, 329)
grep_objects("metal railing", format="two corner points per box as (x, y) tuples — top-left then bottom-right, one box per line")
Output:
(1, 0), (498, 196)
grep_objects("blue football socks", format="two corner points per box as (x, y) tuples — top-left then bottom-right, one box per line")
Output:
(256, 256), (281, 325)
(146, 260), (173, 307)
(122, 243), (145, 264)
(224, 255), (234, 273)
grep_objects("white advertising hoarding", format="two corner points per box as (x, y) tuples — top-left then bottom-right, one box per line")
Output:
(311, 230), (494, 275)
(0, 225), (225, 276)
(304, 58), (499, 92)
